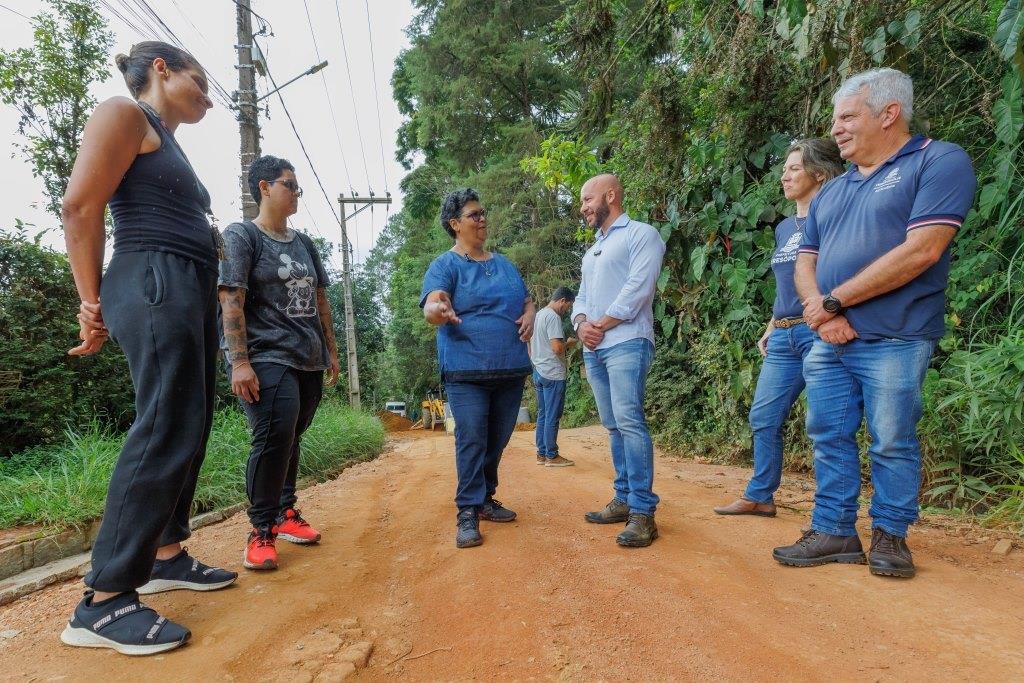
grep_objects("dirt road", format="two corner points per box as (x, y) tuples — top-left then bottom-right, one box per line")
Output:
(2, 426), (1023, 681)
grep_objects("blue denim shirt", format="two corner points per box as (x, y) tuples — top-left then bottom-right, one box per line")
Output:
(571, 214), (666, 351)
(420, 250), (532, 381)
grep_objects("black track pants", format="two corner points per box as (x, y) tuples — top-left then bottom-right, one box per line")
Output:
(85, 251), (218, 593)
(241, 363), (323, 528)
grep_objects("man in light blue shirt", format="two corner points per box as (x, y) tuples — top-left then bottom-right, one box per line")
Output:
(572, 174), (666, 547)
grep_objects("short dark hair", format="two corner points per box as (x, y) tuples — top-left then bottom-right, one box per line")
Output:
(439, 188), (480, 238)
(785, 138), (845, 183)
(115, 41), (204, 99)
(248, 155), (296, 205)
(550, 287), (575, 303)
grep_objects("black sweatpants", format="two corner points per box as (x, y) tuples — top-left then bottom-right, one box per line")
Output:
(85, 251), (219, 593)
(241, 363), (323, 528)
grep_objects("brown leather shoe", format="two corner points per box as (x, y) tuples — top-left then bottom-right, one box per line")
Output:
(713, 498), (777, 517)
(616, 513), (658, 547)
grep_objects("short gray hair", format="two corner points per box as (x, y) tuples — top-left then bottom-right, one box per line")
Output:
(832, 68), (914, 122)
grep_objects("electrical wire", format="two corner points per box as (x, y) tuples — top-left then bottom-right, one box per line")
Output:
(301, 0), (355, 193)
(224, 0), (274, 36)
(258, 39), (348, 262)
(0, 2), (30, 20)
(332, 0), (372, 192)
(362, 0), (390, 192)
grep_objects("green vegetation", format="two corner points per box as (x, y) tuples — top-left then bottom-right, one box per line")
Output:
(0, 402), (385, 529)
(378, 0), (1024, 530)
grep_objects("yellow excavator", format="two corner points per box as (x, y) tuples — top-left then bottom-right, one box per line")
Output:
(413, 389), (446, 430)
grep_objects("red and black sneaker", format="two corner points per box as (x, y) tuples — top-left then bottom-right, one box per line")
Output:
(243, 525), (277, 570)
(276, 507), (321, 545)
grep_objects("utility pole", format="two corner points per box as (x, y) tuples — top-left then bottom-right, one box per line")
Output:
(235, 0), (260, 220)
(338, 193), (392, 410)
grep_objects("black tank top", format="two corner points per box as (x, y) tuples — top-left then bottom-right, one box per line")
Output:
(108, 102), (218, 272)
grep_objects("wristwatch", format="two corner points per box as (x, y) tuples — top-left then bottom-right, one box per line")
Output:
(573, 316), (585, 332)
(822, 293), (843, 314)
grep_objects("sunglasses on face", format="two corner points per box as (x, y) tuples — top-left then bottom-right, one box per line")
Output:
(269, 179), (303, 196)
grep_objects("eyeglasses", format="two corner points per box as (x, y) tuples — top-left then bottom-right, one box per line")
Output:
(270, 179), (303, 196)
(461, 209), (487, 222)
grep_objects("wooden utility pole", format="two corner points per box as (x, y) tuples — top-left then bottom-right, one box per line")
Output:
(338, 193), (392, 410)
(235, 0), (260, 219)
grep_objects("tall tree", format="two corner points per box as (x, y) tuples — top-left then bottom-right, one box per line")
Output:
(0, 0), (113, 219)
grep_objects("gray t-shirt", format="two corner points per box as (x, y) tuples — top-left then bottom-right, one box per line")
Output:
(530, 306), (566, 380)
(218, 221), (331, 371)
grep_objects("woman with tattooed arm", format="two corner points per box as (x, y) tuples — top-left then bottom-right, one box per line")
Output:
(218, 155), (340, 571)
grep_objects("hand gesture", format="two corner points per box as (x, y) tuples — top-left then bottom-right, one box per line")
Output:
(516, 308), (536, 342)
(68, 300), (108, 356)
(326, 354), (340, 387)
(757, 323), (773, 357)
(578, 320), (605, 350)
(817, 315), (858, 345)
(427, 291), (462, 325)
(803, 294), (837, 329)
(232, 362), (261, 403)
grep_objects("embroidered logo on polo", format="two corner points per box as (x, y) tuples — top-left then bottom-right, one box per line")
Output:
(874, 167), (902, 192)
(771, 231), (802, 265)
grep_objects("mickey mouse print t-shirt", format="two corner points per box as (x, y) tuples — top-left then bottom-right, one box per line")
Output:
(219, 221), (331, 371)
(770, 215), (804, 320)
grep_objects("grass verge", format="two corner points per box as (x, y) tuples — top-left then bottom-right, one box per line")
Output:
(0, 401), (386, 530)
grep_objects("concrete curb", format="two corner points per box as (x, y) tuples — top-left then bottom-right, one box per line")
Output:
(0, 501), (248, 607)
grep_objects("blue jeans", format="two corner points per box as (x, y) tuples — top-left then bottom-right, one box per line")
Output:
(584, 338), (658, 515)
(803, 337), (936, 537)
(744, 324), (815, 503)
(533, 370), (567, 458)
(445, 376), (525, 511)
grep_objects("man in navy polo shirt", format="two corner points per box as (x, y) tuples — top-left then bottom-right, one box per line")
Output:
(772, 68), (976, 578)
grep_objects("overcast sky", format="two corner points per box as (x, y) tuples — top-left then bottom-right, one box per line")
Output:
(0, 0), (416, 270)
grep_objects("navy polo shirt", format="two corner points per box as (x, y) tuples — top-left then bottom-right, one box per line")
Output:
(419, 250), (532, 382)
(799, 135), (976, 340)
(770, 216), (804, 319)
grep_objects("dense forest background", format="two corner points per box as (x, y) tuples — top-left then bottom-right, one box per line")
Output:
(364, 0), (1024, 525)
(2, 0), (1022, 527)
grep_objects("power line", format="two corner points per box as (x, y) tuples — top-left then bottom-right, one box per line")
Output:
(0, 3), (30, 20)
(332, 0), (372, 191)
(362, 0), (390, 192)
(301, 0), (354, 193)
(257, 39), (343, 251)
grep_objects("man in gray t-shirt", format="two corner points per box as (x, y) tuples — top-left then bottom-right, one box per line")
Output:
(531, 287), (576, 466)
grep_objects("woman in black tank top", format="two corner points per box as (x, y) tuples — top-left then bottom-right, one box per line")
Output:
(59, 41), (236, 656)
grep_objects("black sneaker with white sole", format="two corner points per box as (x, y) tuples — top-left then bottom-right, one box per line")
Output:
(137, 548), (237, 595)
(60, 590), (190, 656)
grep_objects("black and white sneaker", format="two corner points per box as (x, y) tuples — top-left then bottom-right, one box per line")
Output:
(60, 590), (190, 656)
(138, 548), (237, 595)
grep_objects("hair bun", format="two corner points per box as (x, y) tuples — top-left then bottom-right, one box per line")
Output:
(114, 53), (130, 73)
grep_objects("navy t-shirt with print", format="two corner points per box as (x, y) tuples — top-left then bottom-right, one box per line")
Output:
(419, 251), (532, 382)
(799, 135), (976, 340)
(219, 222), (331, 371)
(770, 215), (804, 319)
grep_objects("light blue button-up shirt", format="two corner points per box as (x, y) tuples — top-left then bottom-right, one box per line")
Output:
(572, 213), (666, 351)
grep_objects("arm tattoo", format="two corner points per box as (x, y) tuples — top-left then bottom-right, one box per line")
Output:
(218, 287), (249, 363)
(316, 288), (338, 356)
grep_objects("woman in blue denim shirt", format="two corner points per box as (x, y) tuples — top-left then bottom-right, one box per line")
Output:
(715, 138), (844, 517)
(421, 188), (535, 548)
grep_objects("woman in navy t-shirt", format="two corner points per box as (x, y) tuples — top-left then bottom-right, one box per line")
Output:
(421, 188), (535, 548)
(714, 138), (844, 518)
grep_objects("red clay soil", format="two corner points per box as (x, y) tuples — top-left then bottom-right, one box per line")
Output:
(1, 426), (1023, 680)
(377, 411), (414, 432)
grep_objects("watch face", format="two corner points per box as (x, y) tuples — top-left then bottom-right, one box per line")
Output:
(823, 296), (841, 313)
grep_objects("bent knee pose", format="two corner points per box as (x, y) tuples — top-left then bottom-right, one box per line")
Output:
(60, 42), (235, 655)
(773, 68), (976, 578)
(715, 138), (844, 518)
(219, 155), (340, 571)
(421, 188), (535, 549)
(531, 286), (577, 468)
(575, 174), (666, 548)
